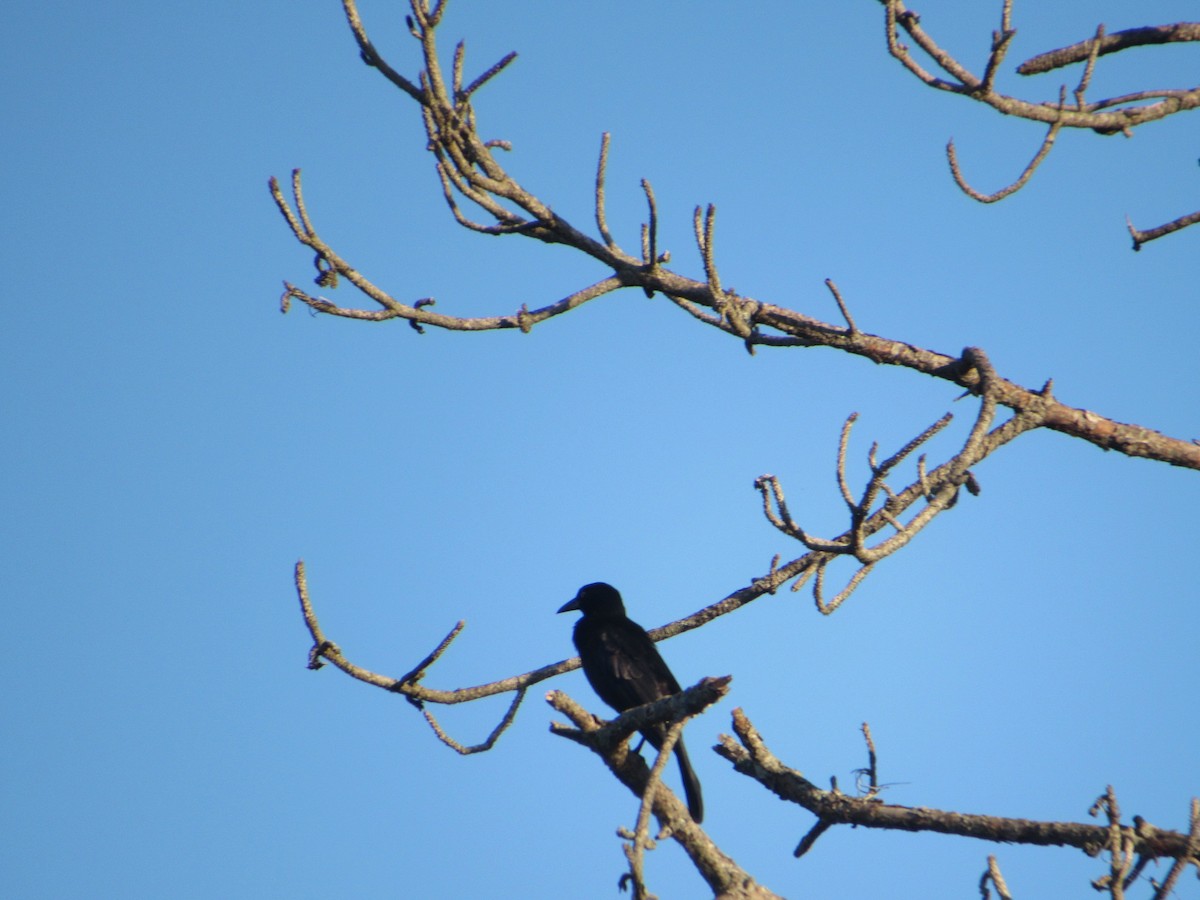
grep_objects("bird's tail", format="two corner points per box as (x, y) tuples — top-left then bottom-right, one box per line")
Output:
(674, 737), (704, 823)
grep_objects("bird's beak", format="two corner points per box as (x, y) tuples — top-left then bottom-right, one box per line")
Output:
(557, 597), (581, 614)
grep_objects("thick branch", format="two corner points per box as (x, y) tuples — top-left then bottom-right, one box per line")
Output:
(1018, 23), (1200, 76)
(548, 680), (779, 900)
(717, 708), (1200, 864)
(271, 4), (1200, 470)
(272, 11), (1200, 470)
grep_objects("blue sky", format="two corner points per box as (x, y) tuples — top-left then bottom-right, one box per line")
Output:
(4, 1), (1198, 897)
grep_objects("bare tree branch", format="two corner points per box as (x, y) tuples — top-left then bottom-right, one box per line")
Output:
(1151, 798), (1200, 899)
(1128, 208), (1200, 251)
(875, 0), (1200, 244)
(278, 5), (1200, 894)
(946, 94), (1064, 202)
(548, 679), (780, 900)
(717, 708), (1200, 870)
(270, 3), (1200, 469)
(878, 0), (1200, 133)
(1018, 23), (1200, 76)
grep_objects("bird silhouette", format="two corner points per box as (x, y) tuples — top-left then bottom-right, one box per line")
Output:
(558, 582), (703, 822)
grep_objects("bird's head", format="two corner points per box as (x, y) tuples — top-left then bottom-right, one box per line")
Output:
(557, 582), (626, 617)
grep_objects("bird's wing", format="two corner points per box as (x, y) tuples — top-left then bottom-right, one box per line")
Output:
(577, 616), (683, 713)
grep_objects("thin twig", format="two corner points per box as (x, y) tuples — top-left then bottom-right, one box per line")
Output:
(640, 178), (659, 300)
(979, 855), (1014, 900)
(462, 51), (518, 98)
(1075, 24), (1106, 110)
(836, 413), (859, 508)
(420, 687), (528, 754)
(595, 132), (616, 249)
(947, 100), (1065, 203)
(1151, 797), (1200, 899)
(824, 279), (857, 334)
(397, 620), (466, 687)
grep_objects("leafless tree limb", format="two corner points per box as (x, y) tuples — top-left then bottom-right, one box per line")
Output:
(1151, 798), (1200, 899)
(946, 93), (1064, 202)
(594, 132), (617, 250)
(1018, 23), (1200, 76)
(717, 708), (1200, 873)
(1128, 208), (1200, 251)
(278, 5), (1200, 894)
(548, 678), (779, 900)
(877, 0), (1200, 243)
(1090, 785), (1138, 898)
(620, 717), (685, 900)
(753, 347), (1045, 609)
(823, 279), (857, 335)
(271, 2), (1200, 468)
(292, 385), (1032, 735)
(879, 0), (1200, 132)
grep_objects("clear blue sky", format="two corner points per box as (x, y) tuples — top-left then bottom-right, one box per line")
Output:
(4, 1), (1197, 897)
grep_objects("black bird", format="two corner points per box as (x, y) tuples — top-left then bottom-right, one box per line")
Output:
(557, 582), (704, 823)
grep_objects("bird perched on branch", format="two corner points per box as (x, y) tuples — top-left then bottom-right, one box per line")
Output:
(557, 582), (704, 823)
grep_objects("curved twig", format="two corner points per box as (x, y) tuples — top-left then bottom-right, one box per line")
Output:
(946, 115), (1064, 203)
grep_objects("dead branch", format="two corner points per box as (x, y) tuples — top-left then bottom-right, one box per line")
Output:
(879, 0), (1200, 133)
(277, 6), (1200, 893)
(1018, 23), (1200, 76)
(1128, 208), (1200, 251)
(877, 0), (1200, 243)
(753, 347), (1047, 610)
(270, 2), (1200, 469)
(548, 679), (780, 900)
(946, 92), (1064, 202)
(1151, 798), (1200, 899)
(716, 708), (1200, 871)
(294, 374), (1023, 727)
(620, 717), (683, 900)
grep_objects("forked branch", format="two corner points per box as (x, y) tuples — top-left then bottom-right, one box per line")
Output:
(548, 678), (780, 899)
(755, 347), (1040, 611)
(717, 708), (1200, 876)
(878, 0), (1200, 245)
(270, 1), (1200, 469)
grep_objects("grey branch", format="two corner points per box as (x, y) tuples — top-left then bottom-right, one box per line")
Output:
(717, 708), (1200, 870)
(1018, 23), (1200, 75)
(876, 0), (1200, 244)
(270, 3), (1200, 468)
(548, 679), (780, 900)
